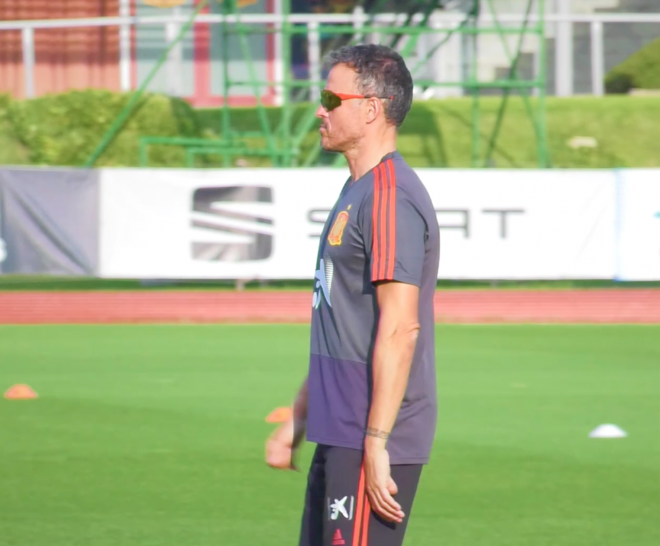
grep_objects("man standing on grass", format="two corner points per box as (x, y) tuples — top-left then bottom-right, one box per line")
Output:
(265, 44), (440, 546)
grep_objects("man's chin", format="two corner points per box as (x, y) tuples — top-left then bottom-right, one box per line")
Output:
(320, 140), (342, 153)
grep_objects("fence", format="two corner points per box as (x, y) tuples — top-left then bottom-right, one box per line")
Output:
(1, 10), (659, 102)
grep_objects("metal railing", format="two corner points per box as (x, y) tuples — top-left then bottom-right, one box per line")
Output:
(1, 10), (659, 100)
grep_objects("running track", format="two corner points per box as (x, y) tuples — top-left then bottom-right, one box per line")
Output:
(0, 290), (659, 324)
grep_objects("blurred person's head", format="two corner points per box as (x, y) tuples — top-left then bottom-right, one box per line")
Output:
(316, 44), (413, 157)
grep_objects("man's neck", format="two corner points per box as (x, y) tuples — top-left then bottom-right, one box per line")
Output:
(344, 133), (397, 182)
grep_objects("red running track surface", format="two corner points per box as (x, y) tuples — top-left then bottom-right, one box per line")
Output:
(0, 290), (659, 324)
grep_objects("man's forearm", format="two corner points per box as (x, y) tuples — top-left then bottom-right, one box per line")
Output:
(293, 376), (309, 422)
(292, 377), (309, 446)
(365, 322), (419, 447)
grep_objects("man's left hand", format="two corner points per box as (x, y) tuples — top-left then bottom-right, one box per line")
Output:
(363, 440), (405, 523)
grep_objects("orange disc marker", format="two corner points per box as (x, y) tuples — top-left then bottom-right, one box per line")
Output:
(4, 384), (38, 400)
(266, 406), (292, 423)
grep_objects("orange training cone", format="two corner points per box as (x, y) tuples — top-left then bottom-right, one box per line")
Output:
(4, 384), (38, 400)
(266, 406), (292, 423)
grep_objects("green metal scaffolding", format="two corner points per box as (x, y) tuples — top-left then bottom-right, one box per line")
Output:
(86, 0), (549, 169)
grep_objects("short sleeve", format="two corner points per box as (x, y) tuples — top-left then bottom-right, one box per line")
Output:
(359, 164), (427, 287)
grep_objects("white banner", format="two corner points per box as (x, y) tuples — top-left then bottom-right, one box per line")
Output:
(615, 169), (660, 281)
(99, 168), (344, 279)
(0, 197), (5, 271)
(98, 168), (618, 280)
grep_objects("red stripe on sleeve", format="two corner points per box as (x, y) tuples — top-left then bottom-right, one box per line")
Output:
(385, 159), (397, 279)
(371, 167), (381, 280)
(378, 162), (389, 280)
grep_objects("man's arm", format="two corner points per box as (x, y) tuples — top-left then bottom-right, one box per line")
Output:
(363, 280), (420, 522)
(292, 376), (309, 448)
(265, 376), (309, 470)
(366, 281), (420, 439)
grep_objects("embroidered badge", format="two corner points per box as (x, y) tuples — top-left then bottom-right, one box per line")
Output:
(328, 210), (349, 246)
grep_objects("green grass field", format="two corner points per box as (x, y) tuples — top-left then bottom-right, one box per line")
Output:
(1, 275), (660, 291)
(1, 324), (659, 546)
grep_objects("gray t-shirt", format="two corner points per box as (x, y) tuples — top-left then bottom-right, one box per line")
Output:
(306, 151), (440, 465)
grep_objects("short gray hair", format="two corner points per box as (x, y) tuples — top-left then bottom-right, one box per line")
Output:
(324, 44), (414, 128)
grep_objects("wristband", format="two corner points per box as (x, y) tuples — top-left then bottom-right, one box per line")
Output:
(365, 427), (390, 440)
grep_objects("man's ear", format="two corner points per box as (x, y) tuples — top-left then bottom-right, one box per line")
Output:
(365, 97), (382, 125)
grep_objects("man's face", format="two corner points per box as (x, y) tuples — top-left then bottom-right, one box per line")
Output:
(316, 64), (365, 153)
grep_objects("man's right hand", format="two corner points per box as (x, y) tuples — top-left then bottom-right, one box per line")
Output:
(265, 418), (302, 471)
(266, 378), (308, 471)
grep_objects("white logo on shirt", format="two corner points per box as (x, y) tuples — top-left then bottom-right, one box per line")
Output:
(312, 257), (333, 309)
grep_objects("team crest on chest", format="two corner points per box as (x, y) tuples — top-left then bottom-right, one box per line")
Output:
(328, 209), (350, 246)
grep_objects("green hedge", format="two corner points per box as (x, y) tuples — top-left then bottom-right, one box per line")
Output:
(605, 36), (660, 94)
(196, 95), (660, 169)
(1, 89), (660, 169)
(0, 89), (207, 167)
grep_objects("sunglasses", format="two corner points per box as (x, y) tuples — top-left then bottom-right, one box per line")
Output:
(320, 89), (394, 112)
